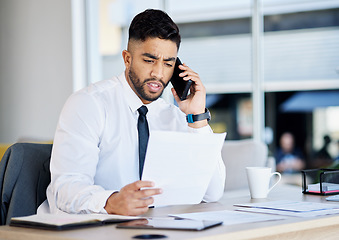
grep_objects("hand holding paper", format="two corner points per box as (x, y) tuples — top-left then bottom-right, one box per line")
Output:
(104, 180), (162, 216)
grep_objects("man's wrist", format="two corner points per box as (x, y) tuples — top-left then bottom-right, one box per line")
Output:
(188, 119), (209, 129)
(188, 124), (212, 133)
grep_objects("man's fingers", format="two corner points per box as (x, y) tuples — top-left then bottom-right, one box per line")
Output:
(121, 181), (162, 202)
(134, 197), (154, 208)
(123, 180), (155, 191)
(135, 180), (155, 189)
(135, 188), (163, 199)
(107, 180), (162, 216)
(130, 206), (150, 216)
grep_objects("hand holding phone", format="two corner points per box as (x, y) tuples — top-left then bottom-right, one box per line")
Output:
(170, 58), (193, 101)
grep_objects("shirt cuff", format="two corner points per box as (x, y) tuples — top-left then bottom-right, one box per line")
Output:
(94, 190), (117, 214)
(188, 124), (213, 134)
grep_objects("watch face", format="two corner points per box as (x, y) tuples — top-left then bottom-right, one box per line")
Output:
(206, 110), (211, 121)
(205, 109), (211, 121)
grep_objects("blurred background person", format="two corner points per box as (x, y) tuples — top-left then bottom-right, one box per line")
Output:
(275, 132), (305, 173)
(335, 140), (339, 163)
(312, 135), (333, 168)
(328, 140), (339, 170)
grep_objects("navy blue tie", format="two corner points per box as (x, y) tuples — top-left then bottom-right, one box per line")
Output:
(137, 106), (149, 179)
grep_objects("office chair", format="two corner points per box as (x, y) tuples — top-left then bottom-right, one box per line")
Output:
(0, 143), (52, 225)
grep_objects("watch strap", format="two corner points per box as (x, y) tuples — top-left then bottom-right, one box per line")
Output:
(186, 108), (211, 123)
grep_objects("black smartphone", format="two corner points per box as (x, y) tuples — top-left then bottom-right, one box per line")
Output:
(170, 57), (193, 101)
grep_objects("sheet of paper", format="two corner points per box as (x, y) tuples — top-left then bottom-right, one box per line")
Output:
(326, 195), (339, 201)
(169, 210), (284, 226)
(141, 131), (226, 207)
(234, 200), (339, 212)
(236, 207), (339, 218)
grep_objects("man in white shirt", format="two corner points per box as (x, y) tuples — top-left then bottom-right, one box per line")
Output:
(45, 9), (225, 216)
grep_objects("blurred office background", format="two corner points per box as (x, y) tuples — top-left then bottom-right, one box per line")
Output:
(0, 0), (339, 168)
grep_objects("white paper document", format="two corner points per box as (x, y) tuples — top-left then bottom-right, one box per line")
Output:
(307, 182), (339, 192)
(169, 210), (284, 226)
(236, 207), (339, 218)
(326, 195), (339, 202)
(234, 200), (339, 212)
(234, 200), (339, 218)
(141, 131), (226, 207)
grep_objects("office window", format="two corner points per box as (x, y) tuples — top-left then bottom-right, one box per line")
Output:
(84, 0), (339, 165)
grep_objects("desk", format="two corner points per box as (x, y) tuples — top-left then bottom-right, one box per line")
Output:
(1, 184), (339, 240)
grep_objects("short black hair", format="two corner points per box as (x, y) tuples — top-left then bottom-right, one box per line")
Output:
(128, 9), (181, 49)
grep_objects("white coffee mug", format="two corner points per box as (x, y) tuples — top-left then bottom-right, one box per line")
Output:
(246, 167), (281, 199)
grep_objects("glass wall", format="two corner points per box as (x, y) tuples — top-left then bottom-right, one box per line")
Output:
(85, 0), (339, 169)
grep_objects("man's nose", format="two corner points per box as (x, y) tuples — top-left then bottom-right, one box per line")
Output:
(150, 62), (164, 80)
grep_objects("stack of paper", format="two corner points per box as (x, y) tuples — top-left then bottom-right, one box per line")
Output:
(234, 200), (339, 218)
(307, 182), (339, 193)
(326, 195), (339, 201)
(169, 210), (284, 226)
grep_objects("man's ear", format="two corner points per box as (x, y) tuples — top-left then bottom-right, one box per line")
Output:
(122, 50), (131, 69)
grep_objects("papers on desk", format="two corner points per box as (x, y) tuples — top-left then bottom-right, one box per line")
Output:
(142, 131), (226, 207)
(326, 194), (339, 201)
(169, 210), (284, 226)
(307, 182), (339, 192)
(10, 213), (141, 230)
(235, 200), (339, 218)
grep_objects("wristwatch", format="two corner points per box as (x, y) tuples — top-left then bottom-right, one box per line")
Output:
(186, 108), (211, 123)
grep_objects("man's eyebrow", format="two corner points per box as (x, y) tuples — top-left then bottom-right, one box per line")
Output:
(164, 57), (176, 62)
(142, 53), (175, 62)
(142, 53), (158, 60)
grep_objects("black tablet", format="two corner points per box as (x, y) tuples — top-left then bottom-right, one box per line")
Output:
(116, 218), (222, 231)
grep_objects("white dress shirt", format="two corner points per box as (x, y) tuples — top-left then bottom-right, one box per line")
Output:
(45, 72), (226, 214)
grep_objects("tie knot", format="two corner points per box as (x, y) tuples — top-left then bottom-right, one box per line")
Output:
(138, 105), (148, 116)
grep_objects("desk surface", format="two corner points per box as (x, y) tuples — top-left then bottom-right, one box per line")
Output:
(1, 184), (339, 240)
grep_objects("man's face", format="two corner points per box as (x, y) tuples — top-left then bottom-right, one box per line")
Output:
(123, 38), (178, 104)
(281, 133), (294, 153)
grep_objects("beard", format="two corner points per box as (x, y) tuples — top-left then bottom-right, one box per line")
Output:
(128, 66), (169, 102)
